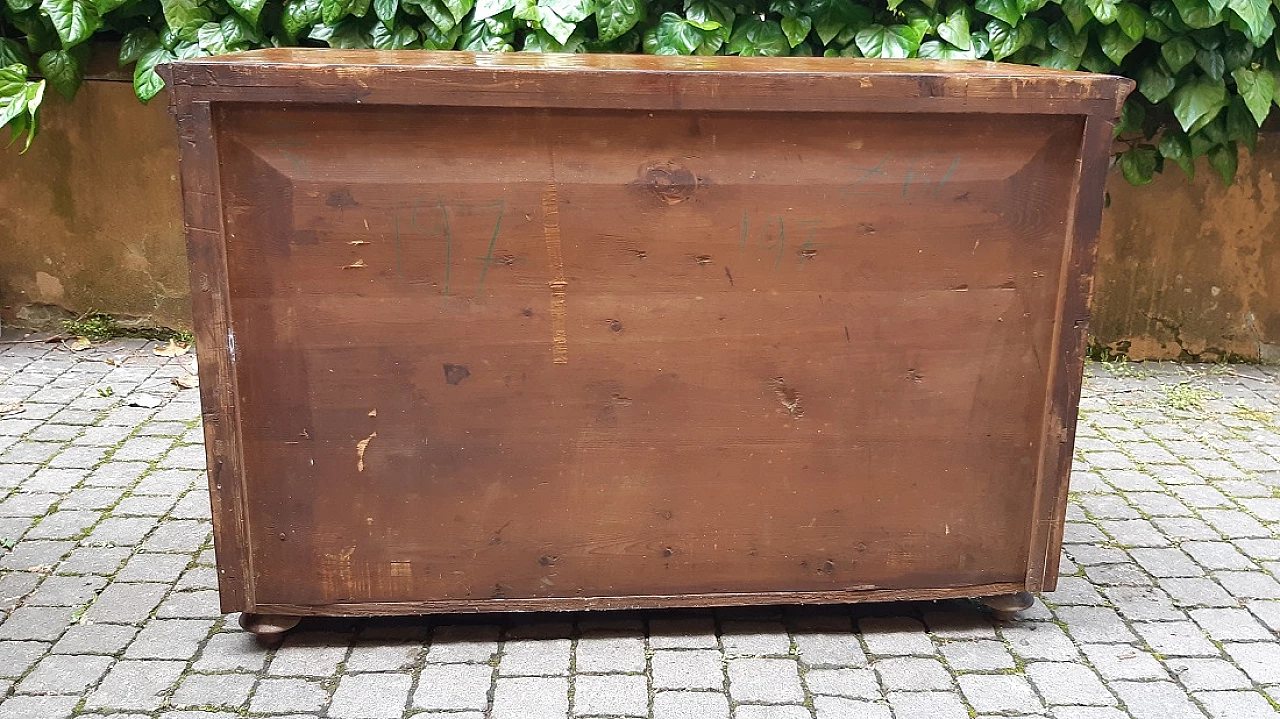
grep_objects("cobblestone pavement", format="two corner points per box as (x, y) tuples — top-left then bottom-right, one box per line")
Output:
(1, 338), (1279, 719)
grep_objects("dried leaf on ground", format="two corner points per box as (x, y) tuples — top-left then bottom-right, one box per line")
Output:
(67, 337), (92, 351)
(0, 403), (23, 416)
(154, 340), (190, 357)
(127, 394), (164, 408)
(172, 374), (198, 389)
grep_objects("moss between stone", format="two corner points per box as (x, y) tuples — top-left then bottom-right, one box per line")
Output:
(61, 311), (193, 344)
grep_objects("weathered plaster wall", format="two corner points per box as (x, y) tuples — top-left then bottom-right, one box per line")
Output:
(1, 78), (1277, 360)
(1094, 134), (1280, 362)
(0, 79), (188, 330)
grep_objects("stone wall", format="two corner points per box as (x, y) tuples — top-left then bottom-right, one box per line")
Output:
(1095, 136), (1280, 362)
(0, 78), (187, 330)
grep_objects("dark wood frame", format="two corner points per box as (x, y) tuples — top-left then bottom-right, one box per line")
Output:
(163, 50), (1132, 636)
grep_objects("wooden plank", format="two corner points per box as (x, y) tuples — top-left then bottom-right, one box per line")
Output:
(167, 52), (1131, 618)
(166, 50), (1133, 116)
(1026, 113), (1118, 592)
(252, 581), (1028, 616)
(215, 100), (1070, 608)
(170, 95), (255, 612)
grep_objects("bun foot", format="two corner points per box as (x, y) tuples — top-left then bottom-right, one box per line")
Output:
(238, 612), (300, 642)
(979, 592), (1035, 621)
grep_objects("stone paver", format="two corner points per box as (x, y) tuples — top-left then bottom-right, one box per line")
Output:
(2, 344), (1280, 718)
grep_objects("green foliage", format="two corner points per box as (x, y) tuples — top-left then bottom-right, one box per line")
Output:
(2, 0), (1279, 182)
(61, 310), (192, 341)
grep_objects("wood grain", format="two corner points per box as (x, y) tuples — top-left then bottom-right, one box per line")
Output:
(170, 95), (255, 611)
(165, 50), (1132, 116)
(165, 52), (1132, 617)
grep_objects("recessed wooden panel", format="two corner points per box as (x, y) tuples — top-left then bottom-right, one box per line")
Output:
(165, 50), (1131, 615)
(220, 104), (1067, 605)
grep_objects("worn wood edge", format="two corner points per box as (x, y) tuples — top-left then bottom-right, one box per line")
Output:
(177, 49), (1129, 83)
(171, 90), (256, 613)
(1024, 111), (1121, 592)
(1037, 112), (1119, 592)
(164, 53), (1134, 113)
(248, 582), (1029, 616)
(161, 84), (1124, 117)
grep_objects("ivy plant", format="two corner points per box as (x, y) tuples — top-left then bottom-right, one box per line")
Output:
(2, 0), (1278, 183)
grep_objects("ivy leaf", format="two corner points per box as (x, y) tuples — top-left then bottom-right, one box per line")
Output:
(803, 0), (865, 44)
(918, 39), (978, 58)
(1207, 141), (1237, 183)
(36, 49), (80, 99)
(1189, 26), (1222, 49)
(460, 13), (515, 49)
(1098, 20), (1140, 63)
(1144, 16), (1172, 41)
(442, 0), (473, 21)
(1158, 129), (1194, 178)
(1225, 95), (1258, 149)
(1221, 32), (1252, 72)
(282, 0), (322, 37)
(855, 23), (919, 57)
(781, 15), (811, 46)
(1081, 38), (1116, 71)
(595, 0), (642, 41)
(1115, 2), (1144, 40)
(938, 7), (971, 50)
(95, 0), (129, 16)
(473, 0), (514, 19)
(1225, 0), (1273, 45)
(1232, 67), (1275, 126)
(414, 0), (456, 31)
(543, 0), (591, 22)
(1171, 0), (1219, 29)
(322, 0), (354, 25)
(0, 39), (31, 68)
(645, 12), (702, 53)
(987, 19), (1030, 59)
(221, 14), (260, 47)
(1060, 0), (1091, 33)
(226, 0), (266, 24)
(1149, 0), (1188, 32)
(41, 0), (102, 47)
(133, 44), (173, 102)
(1195, 48), (1224, 81)
(1085, 0), (1118, 24)
(729, 16), (790, 55)
(975, 0), (1020, 26)
(159, 0), (211, 31)
(1048, 19), (1086, 56)
(522, 26), (578, 49)
(897, 1), (935, 35)
(1028, 46), (1082, 68)
(535, 4), (575, 42)
(483, 9), (516, 33)
(419, 17), (463, 46)
(196, 21), (228, 52)
(174, 39), (207, 59)
(1114, 96), (1145, 136)
(1, 70), (44, 153)
(1160, 35), (1196, 72)
(372, 19), (417, 45)
(1138, 60), (1176, 102)
(373, 0), (398, 22)
(686, 0), (733, 44)
(1119, 145), (1159, 185)
(1171, 75), (1227, 131)
(315, 16), (370, 45)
